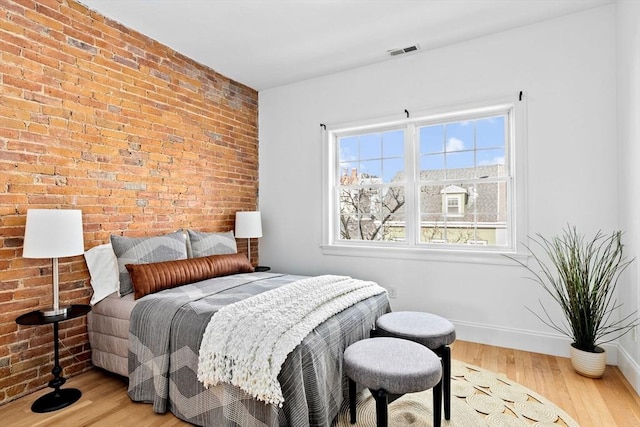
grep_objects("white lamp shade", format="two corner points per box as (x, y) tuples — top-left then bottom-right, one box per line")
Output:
(23, 209), (85, 259)
(235, 211), (262, 238)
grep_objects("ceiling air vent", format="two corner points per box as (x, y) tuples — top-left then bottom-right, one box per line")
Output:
(387, 44), (420, 57)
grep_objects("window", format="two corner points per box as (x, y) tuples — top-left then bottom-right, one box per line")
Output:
(418, 114), (509, 246)
(337, 129), (405, 241)
(323, 97), (526, 257)
(442, 188), (466, 217)
(446, 197), (460, 215)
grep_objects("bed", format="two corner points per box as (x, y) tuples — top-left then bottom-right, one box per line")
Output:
(85, 230), (391, 426)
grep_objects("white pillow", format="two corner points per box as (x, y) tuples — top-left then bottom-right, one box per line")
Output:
(84, 243), (119, 305)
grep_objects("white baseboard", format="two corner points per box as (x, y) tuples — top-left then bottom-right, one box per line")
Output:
(451, 319), (618, 364)
(617, 344), (640, 395)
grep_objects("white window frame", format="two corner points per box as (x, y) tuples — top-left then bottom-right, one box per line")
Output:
(321, 95), (528, 264)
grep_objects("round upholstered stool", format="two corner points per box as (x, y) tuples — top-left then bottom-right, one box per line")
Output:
(375, 311), (456, 421)
(343, 337), (442, 427)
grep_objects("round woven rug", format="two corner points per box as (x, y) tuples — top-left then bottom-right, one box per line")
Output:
(333, 360), (580, 427)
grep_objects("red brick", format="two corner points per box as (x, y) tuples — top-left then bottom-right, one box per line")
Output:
(0, 0), (258, 406)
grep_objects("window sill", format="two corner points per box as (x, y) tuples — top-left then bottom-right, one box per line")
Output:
(320, 243), (528, 266)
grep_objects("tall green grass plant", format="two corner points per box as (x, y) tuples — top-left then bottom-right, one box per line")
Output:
(511, 226), (638, 352)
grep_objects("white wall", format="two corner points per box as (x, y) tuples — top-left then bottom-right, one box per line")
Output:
(616, 0), (640, 393)
(259, 6), (620, 361)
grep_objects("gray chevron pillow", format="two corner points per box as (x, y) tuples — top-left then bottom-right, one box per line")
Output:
(186, 229), (237, 258)
(111, 231), (188, 297)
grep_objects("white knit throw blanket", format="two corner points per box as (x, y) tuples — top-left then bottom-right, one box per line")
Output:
(197, 275), (386, 406)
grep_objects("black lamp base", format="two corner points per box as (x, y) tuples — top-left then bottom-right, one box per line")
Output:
(31, 388), (81, 413)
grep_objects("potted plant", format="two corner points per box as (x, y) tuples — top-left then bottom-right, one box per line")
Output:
(509, 226), (638, 378)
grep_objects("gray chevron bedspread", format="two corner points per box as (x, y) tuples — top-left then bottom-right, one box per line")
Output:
(127, 272), (390, 427)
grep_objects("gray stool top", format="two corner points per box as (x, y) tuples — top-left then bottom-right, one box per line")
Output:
(376, 311), (456, 349)
(343, 337), (442, 395)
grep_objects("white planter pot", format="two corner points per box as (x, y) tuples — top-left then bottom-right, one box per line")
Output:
(570, 344), (606, 378)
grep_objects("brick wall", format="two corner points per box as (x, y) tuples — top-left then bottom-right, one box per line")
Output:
(0, 0), (259, 404)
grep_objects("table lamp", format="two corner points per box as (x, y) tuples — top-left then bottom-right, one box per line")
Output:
(235, 211), (262, 265)
(23, 209), (84, 317)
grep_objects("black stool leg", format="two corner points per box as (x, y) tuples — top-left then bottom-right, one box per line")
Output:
(434, 345), (451, 420)
(370, 389), (388, 427)
(349, 378), (357, 424)
(433, 379), (442, 427)
(442, 345), (451, 420)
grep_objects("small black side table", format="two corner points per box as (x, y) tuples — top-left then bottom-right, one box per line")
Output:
(16, 304), (91, 413)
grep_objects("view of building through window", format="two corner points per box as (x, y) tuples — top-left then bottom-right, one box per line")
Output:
(335, 111), (510, 248)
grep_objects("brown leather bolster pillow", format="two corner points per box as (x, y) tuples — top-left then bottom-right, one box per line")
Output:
(125, 253), (254, 299)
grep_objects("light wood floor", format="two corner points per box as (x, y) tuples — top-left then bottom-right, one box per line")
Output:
(2, 341), (639, 426)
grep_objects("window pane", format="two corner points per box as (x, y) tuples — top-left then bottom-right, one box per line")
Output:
(382, 158), (404, 183)
(339, 188), (360, 213)
(360, 186), (382, 241)
(382, 186), (405, 216)
(359, 160), (382, 181)
(360, 133), (382, 160)
(339, 136), (358, 162)
(445, 151), (474, 169)
(477, 148), (505, 168)
(475, 181), (508, 223)
(383, 130), (404, 157)
(339, 163), (358, 184)
(339, 187), (376, 239)
(445, 122), (472, 153)
(420, 214), (446, 243)
(420, 154), (445, 171)
(340, 214), (360, 240)
(442, 226), (477, 244)
(420, 184), (445, 216)
(359, 187), (379, 215)
(339, 187), (361, 240)
(419, 125), (444, 154)
(476, 116), (505, 149)
(381, 186), (406, 242)
(338, 186), (406, 242)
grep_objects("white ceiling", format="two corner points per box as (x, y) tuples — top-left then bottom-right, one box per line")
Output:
(79, 0), (613, 91)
